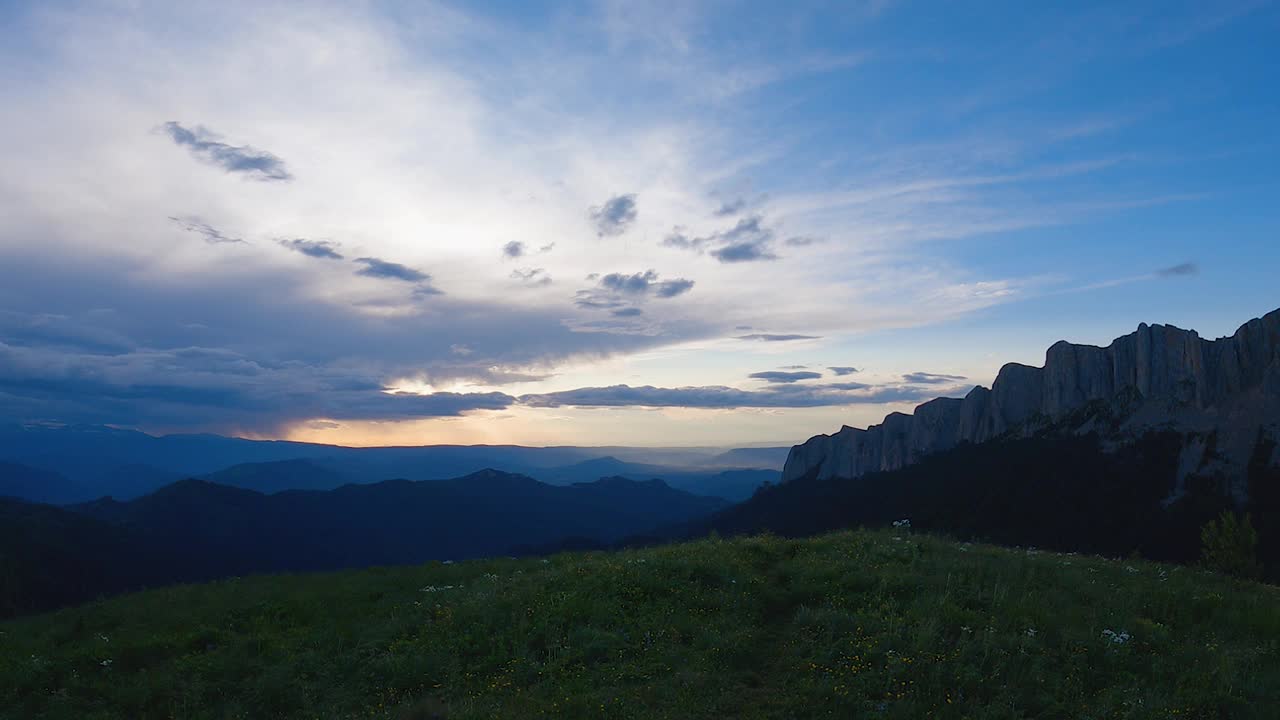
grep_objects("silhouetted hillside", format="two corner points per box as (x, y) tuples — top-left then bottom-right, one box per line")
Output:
(3, 470), (727, 617)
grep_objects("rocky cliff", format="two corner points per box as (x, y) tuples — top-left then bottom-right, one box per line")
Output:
(782, 308), (1280, 494)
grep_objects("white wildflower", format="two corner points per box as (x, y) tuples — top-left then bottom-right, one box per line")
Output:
(100, 659), (112, 667)
(892, 519), (911, 529)
(1025, 628), (1037, 638)
(1102, 629), (1131, 645)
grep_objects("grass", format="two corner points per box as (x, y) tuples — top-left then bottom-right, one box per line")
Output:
(2, 529), (1278, 719)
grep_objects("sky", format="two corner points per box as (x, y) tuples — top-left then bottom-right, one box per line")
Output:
(0, 0), (1277, 448)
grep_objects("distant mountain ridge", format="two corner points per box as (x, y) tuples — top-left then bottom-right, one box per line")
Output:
(783, 307), (1280, 496)
(3, 470), (727, 617)
(0, 427), (782, 503)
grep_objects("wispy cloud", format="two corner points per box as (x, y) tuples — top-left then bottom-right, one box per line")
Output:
(902, 372), (967, 384)
(664, 214), (780, 263)
(354, 257), (431, 283)
(502, 241), (525, 258)
(511, 267), (552, 286)
(749, 370), (823, 384)
(168, 216), (244, 244)
(1156, 262), (1198, 277)
(277, 238), (344, 259)
(828, 366), (860, 376)
(736, 333), (821, 342)
(518, 382), (943, 409)
(160, 121), (292, 181)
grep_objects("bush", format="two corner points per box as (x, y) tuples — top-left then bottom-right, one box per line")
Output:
(1200, 511), (1261, 579)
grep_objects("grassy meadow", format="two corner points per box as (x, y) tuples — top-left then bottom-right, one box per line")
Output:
(2, 529), (1277, 719)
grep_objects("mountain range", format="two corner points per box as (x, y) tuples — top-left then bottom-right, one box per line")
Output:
(702, 307), (1280, 575)
(1, 470), (725, 618)
(782, 308), (1280, 492)
(0, 426), (787, 504)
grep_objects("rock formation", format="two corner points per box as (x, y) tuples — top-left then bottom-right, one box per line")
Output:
(782, 308), (1280, 494)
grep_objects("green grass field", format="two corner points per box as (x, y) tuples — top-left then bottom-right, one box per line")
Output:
(2, 529), (1277, 719)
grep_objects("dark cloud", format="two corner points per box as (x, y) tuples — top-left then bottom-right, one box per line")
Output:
(354, 257), (431, 283)
(168, 216), (244, 244)
(1156, 262), (1198, 277)
(0, 251), (722, 432)
(749, 370), (823, 384)
(664, 215), (779, 263)
(538, 242), (556, 253)
(780, 365), (808, 369)
(576, 270), (695, 309)
(277, 238), (343, 260)
(712, 241), (777, 263)
(736, 333), (821, 342)
(611, 307), (644, 317)
(589, 194), (638, 237)
(0, 339), (516, 427)
(902, 372), (968, 384)
(502, 241), (525, 258)
(519, 382), (945, 409)
(828, 366), (860, 376)
(161, 121), (292, 181)
(510, 268), (552, 286)
(714, 197), (748, 216)
(655, 279), (695, 298)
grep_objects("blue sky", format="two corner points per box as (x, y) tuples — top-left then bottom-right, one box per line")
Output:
(0, 0), (1276, 446)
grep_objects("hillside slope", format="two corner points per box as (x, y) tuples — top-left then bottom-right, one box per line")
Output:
(708, 430), (1280, 578)
(2, 530), (1276, 719)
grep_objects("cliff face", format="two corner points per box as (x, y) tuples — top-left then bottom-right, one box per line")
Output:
(781, 308), (1280, 486)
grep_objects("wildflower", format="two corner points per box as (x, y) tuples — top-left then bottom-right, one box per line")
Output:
(892, 519), (911, 529)
(1025, 628), (1037, 638)
(1101, 629), (1131, 645)
(540, 559), (550, 564)
(442, 560), (455, 565)
(100, 659), (112, 667)
(1125, 566), (1138, 574)
(98, 633), (109, 642)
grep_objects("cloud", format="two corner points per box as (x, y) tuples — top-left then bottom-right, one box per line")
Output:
(538, 242), (556, 254)
(902, 372), (967, 384)
(168, 216), (244, 244)
(736, 333), (821, 342)
(510, 268), (552, 286)
(611, 307), (644, 317)
(502, 241), (525, 258)
(277, 238), (344, 260)
(828, 366), (860, 376)
(714, 197), (747, 216)
(749, 370), (823, 383)
(589, 194), (638, 237)
(354, 257), (432, 283)
(160, 121), (292, 181)
(0, 339), (517, 427)
(0, 252), (719, 432)
(712, 241), (777, 263)
(575, 270), (695, 309)
(1156, 262), (1198, 277)
(519, 382), (946, 409)
(664, 215), (779, 263)
(784, 236), (822, 247)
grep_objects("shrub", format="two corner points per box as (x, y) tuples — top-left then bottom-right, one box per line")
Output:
(1200, 511), (1261, 579)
